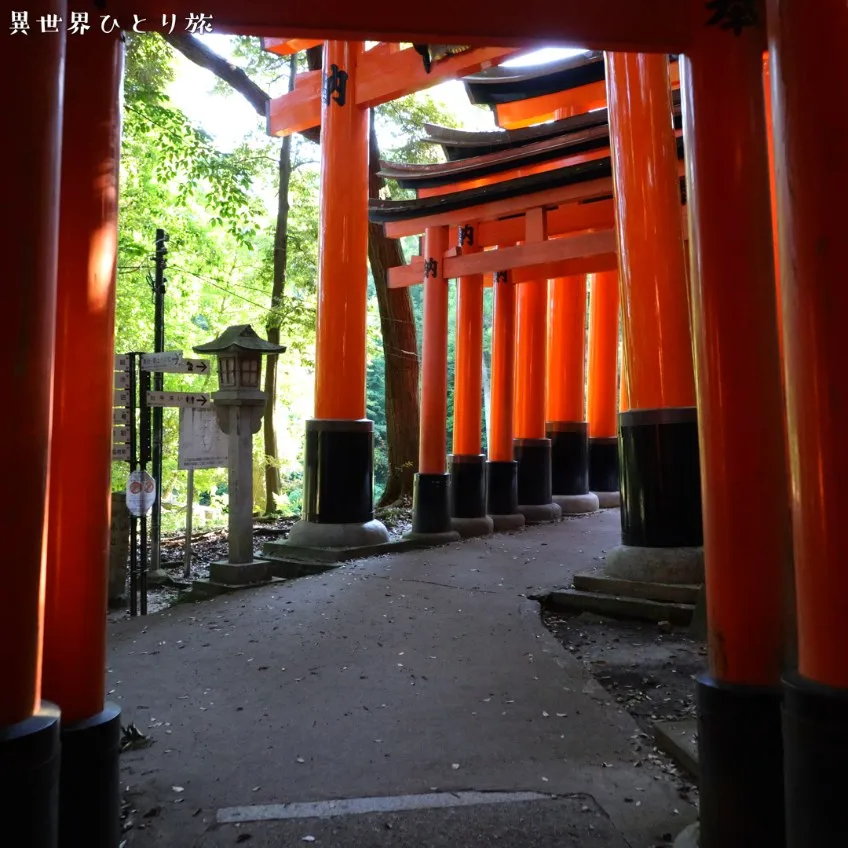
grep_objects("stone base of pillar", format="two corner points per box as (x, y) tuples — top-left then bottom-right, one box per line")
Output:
(291, 418), (390, 547)
(451, 515), (494, 538)
(286, 520), (389, 548)
(58, 703), (121, 848)
(405, 529), (461, 544)
(673, 824), (700, 847)
(589, 436), (619, 493)
(554, 492), (600, 515)
(548, 421), (590, 496)
(515, 438), (559, 524)
(619, 408), (702, 548)
(604, 544), (703, 584)
(486, 460), (520, 516)
(449, 454), (487, 518)
(697, 675), (784, 848)
(209, 559), (270, 585)
(593, 490), (621, 508)
(490, 513), (526, 532)
(410, 472), (453, 535)
(0, 703), (60, 848)
(783, 673), (848, 847)
(518, 503), (563, 525)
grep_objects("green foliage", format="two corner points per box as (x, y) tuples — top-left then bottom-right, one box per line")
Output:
(115, 34), (468, 519)
(115, 33), (316, 512)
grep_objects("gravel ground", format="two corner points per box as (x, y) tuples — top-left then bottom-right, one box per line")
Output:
(541, 608), (704, 810)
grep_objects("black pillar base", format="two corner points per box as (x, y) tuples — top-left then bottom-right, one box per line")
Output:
(411, 473), (452, 534)
(547, 421), (590, 496)
(486, 460), (519, 515)
(514, 438), (552, 505)
(303, 419), (375, 524)
(59, 703), (121, 848)
(589, 436), (619, 493)
(783, 673), (848, 847)
(0, 702), (61, 848)
(449, 454), (487, 518)
(696, 674), (784, 848)
(619, 407), (702, 547)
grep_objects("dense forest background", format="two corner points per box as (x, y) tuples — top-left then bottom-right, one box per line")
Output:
(115, 34), (494, 529)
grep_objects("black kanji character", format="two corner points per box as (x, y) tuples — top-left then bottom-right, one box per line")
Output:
(705, 0), (759, 36)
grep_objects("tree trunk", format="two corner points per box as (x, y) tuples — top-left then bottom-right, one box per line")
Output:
(263, 56), (295, 514)
(368, 112), (421, 506)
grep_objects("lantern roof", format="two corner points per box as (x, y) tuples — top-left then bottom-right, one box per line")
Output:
(193, 324), (286, 356)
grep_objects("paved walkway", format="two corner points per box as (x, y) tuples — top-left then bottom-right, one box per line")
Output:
(111, 510), (696, 847)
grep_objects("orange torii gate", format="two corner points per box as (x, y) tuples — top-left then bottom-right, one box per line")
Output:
(263, 42), (528, 137)
(262, 40), (535, 551)
(7, 1), (846, 845)
(373, 89), (689, 532)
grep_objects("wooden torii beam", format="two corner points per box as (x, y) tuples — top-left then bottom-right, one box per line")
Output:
(262, 37), (324, 56)
(495, 60), (680, 129)
(266, 44), (527, 137)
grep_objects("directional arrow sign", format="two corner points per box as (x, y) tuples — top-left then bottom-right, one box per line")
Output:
(140, 351), (183, 370)
(141, 357), (211, 375)
(146, 391), (211, 409)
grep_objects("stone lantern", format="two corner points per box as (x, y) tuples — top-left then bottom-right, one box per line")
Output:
(194, 324), (286, 585)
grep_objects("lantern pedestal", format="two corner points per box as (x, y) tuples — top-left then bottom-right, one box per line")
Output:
(209, 559), (269, 585)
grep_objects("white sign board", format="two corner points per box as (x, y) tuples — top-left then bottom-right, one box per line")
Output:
(114, 390), (129, 406)
(112, 445), (130, 462)
(114, 372), (129, 389)
(113, 409), (129, 424)
(114, 354), (129, 370)
(146, 391), (211, 409)
(126, 470), (156, 516)
(142, 356), (211, 375)
(178, 407), (228, 470)
(140, 351), (183, 369)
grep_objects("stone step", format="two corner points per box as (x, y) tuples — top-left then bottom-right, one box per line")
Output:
(262, 534), (453, 565)
(653, 718), (699, 779)
(545, 589), (695, 626)
(572, 573), (701, 605)
(263, 556), (344, 579)
(184, 576), (284, 601)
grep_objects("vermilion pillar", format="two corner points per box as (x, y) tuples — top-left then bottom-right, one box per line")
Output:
(1, 4), (64, 844)
(546, 276), (599, 514)
(769, 1), (848, 843)
(604, 51), (702, 583)
(514, 277), (561, 523)
(486, 270), (524, 530)
(449, 225), (492, 537)
(409, 226), (458, 540)
(587, 271), (621, 503)
(289, 41), (389, 547)
(680, 12), (791, 846)
(42, 31), (124, 848)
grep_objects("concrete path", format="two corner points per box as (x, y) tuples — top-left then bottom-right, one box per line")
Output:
(111, 511), (695, 847)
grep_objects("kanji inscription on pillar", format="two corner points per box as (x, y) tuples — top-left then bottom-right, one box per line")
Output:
(704, 0), (759, 35)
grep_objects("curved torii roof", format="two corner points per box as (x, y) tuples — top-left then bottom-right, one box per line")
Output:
(462, 51), (606, 105)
